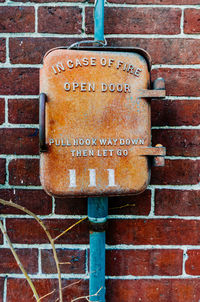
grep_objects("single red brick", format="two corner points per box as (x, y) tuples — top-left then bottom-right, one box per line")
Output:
(184, 9), (200, 34)
(41, 249), (86, 274)
(186, 250), (200, 275)
(0, 68), (39, 95)
(0, 38), (6, 63)
(0, 278), (4, 302)
(155, 190), (200, 216)
(107, 219), (200, 245)
(151, 159), (200, 185)
(7, 218), (88, 244)
(152, 129), (200, 157)
(86, 7), (181, 35)
(0, 159), (6, 184)
(55, 197), (87, 215)
(38, 7), (82, 34)
(0, 99), (5, 125)
(109, 190), (151, 215)
(7, 278), (88, 302)
(152, 100), (200, 126)
(10, 37), (80, 64)
(0, 128), (39, 155)
(106, 279), (200, 302)
(0, 248), (38, 274)
(108, 38), (200, 65)
(8, 99), (39, 124)
(152, 68), (200, 97)
(0, 7), (34, 33)
(0, 189), (52, 215)
(9, 159), (40, 186)
(106, 249), (182, 276)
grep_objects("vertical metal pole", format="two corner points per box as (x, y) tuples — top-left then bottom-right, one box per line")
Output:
(88, 197), (108, 301)
(94, 0), (104, 42)
(88, 3), (106, 301)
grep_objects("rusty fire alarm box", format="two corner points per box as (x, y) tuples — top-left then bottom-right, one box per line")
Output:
(40, 47), (166, 197)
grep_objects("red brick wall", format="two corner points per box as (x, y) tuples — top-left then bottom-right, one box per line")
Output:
(0, 1), (200, 301)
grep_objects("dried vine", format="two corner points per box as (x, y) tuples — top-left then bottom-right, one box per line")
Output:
(0, 198), (87, 302)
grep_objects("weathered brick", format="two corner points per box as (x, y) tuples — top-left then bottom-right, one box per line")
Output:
(55, 190), (151, 216)
(0, 159), (6, 185)
(8, 99), (39, 124)
(152, 100), (200, 126)
(86, 7), (181, 35)
(151, 159), (200, 185)
(0, 128), (39, 155)
(0, 248), (38, 274)
(152, 69), (200, 97)
(0, 68), (39, 95)
(12, 0), (85, 2)
(184, 9), (200, 34)
(0, 7), (34, 33)
(10, 37), (200, 66)
(108, 38), (200, 65)
(55, 197), (87, 215)
(38, 7), (82, 34)
(0, 189), (52, 215)
(151, 68), (200, 96)
(0, 279), (4, 302)
(155, 190), (200, 216)
(10, 38), (79, 64)
(7, 278), (88, 302)
(41, 249), (86, 274)
(107, 219), (200, 245)
(0, 38), (6, 63)
(109, 190), (151, 215)
(186, 250), (200, 275)
(9, 159), (40, 186)
(107, 0), (200, 4)
(106, 249), (183, 276)
(0, 99), (5, 125)
(152, 129), (200, 157)
(7, 218), (88, 244)
(106, 279), (200, 302)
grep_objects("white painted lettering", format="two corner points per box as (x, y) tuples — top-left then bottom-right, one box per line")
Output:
(107, 169), (117, 187)
(75, 59), (82, 67)
(69, 169), (76, 187)
(100, 138), (107, 146)
(100, 58), (107, 66)
(55, 63), (65, 73)
(90, 57), (96, 66)
(102, 83), (107, 92)
(82, 57), (89, 66)
(64, 82), (70, 91)
(88, 83), (95, 92)
(67, 60), (73, 69)
(135, 68), (142, 77)
(73, 83), (79, 91)
(88, 169), (96, 187)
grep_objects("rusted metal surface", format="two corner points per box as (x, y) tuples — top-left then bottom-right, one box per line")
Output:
(153, 144), (166, 167)
(40, 48), (165, 197)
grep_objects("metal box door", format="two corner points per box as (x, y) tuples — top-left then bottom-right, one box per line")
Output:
(40, 48), (165, 197)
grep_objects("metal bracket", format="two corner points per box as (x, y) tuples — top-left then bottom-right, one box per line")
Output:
(151, 78), (166, 166)
(39, 93), (47, 152)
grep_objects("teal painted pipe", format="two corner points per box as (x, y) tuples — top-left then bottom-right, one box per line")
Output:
(94, 0), (105, 41)
(88, 2), (106, 301)
(88, 197), (108, 301)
